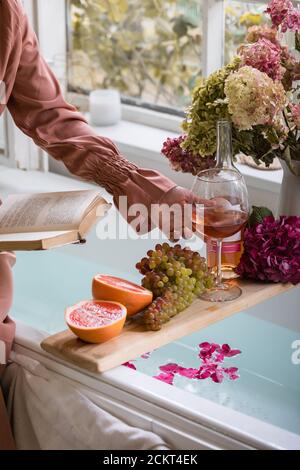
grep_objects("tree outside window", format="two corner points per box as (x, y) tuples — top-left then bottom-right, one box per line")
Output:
(67, 0), (269, 111)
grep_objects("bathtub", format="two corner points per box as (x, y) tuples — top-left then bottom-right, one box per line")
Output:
(1, 166), (300, 450)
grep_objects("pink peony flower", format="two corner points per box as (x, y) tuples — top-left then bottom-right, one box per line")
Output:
(239, 38), (284, 81)
(265, 0), (293, 27)
(236, 216), (300, 285)
(161, 135), (215, 176)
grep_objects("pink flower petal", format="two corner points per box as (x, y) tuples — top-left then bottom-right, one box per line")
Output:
(226, 349), (242, 357)
(141, 352), (151, 359)
(123, 361), (136, 370)
(154, 341), (241, 385)
(177, 367), (199, 378)
(199, 342), (211, 349)
(221, 344), (231, 354)
(214, 353), (225, 363)
(159, 363), (179, 373)
(210, 343), (219, 353)
(154, 372), (174, 385)
(197, 370), (211, 380)
(211, 369), (224, 383)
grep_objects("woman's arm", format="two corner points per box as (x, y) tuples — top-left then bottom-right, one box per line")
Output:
(2, 0), (176, 210)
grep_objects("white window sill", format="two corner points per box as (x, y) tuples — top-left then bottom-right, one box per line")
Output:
(86, 114), (177, 164)
(87, 116), (283, 194)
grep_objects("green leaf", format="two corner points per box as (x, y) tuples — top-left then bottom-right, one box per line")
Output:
(248, 206), (274, 227)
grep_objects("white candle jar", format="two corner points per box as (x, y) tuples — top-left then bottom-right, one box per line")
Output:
(89, 89), (121, 126)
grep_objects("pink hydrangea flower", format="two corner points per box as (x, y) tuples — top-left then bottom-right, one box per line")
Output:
(290, 104), (300, 129)
(281, 7), (300, 32)
(239, 38), (284, 81)
(266, 0), (300, 32)
(161, 135), (215, 176)
(236, 216), (300, 285)
(265, 0), (293, 27)
(245, 25), (279, 45)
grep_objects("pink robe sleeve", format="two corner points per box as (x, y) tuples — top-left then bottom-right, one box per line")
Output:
(2, 0), (176, 209)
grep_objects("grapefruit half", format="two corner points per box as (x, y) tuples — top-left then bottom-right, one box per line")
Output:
(92, 274), (153, 317)
(65, 300), (127, 343)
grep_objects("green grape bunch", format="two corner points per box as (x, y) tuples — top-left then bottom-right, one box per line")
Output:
(135, 243), (214, 331)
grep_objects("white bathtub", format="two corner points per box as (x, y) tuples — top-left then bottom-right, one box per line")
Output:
(1, 166), (300, 450)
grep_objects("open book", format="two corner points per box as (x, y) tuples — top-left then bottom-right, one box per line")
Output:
(0, 190), (111, 251)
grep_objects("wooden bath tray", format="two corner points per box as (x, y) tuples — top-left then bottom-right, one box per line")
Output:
(41, 281), (295, 373)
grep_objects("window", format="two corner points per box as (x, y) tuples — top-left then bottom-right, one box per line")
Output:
(67, 0), (203, 112)
(67, 0), (275, 115)
(225, 1), (268, 64)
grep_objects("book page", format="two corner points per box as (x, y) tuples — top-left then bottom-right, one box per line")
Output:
(0, 190), (100, 234)
(0, 230), (71, 241)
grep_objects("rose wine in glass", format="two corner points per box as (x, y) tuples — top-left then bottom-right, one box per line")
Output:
(192, 120), (249, 302)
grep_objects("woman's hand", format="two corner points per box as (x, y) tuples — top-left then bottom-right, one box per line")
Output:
(156, 186), (211, 242)
(114, 168), (212, 242)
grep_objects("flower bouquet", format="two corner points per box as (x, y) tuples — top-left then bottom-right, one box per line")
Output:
(162, 1), (300, 284)
(162, 0), (300, 176)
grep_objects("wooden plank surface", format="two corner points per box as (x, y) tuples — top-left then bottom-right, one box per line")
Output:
(41, 281), (295, 373)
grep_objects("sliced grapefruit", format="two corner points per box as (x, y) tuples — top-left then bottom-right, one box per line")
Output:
(92, 274), (153, 317)
(65, 300), (127, 343)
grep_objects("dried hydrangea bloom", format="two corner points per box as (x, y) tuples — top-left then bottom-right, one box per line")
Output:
(182, 58), (240, 156)
(265, 0), (293, 27)
(281, 6), (300, 32)
(289, 103), (300, 129)
(224, 66), (286, 131)
(161, 135), (215, 175)
(265, 0), (300, 32)
(239, 38), (284, 81)
(236, 216), (300, 285)
(245, 25), (279, 44)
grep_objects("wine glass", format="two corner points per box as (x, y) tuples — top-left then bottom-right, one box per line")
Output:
(192, 168), (249, 302)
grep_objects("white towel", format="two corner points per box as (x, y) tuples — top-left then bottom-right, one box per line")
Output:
(1, 353), (170, 450)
